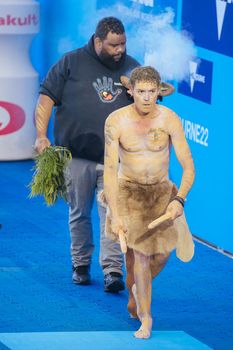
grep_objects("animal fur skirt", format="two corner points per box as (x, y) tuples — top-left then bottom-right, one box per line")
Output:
(105, 179), (194, 262)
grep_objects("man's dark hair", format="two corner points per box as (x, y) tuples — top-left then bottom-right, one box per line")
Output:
(95, 17), (125, 40)
(130, 66), (161, 87)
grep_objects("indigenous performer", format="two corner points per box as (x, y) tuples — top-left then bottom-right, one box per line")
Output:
(103, 66), (195, 338)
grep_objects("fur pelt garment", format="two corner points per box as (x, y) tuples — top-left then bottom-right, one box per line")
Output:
(104, 179), (194, 262)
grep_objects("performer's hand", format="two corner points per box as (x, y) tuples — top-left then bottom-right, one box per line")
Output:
(120, 75), (132, 96)
(111, 216), (127, 236)
(34, 136), (51, 154)
(166, 200), (183, 220)
(159, 82), (175, 96)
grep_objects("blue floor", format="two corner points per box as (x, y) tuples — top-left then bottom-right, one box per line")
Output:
(0, 160), (233, 350)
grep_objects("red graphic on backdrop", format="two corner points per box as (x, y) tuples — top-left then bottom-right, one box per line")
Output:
(0, 101), (25, 135)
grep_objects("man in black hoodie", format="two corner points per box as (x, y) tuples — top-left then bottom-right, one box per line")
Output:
(34, 17), (173, 293)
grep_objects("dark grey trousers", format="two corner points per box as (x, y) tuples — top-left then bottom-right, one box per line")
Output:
(66, 157), (123, 276)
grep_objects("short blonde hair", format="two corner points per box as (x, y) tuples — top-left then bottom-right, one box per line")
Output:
(130, 66), (161, 87)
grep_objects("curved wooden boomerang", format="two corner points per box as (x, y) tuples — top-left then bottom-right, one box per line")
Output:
(134, 212), (173, 245)
(119, 229), (127, 254)
(148, 212), (172, 229)
(118, 213), (173, 251)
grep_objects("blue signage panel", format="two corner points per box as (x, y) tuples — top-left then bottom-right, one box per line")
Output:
(178, 57), (213, 104)
(181, 0), (233, 58)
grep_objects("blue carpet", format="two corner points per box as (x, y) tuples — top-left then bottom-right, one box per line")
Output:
(0, 160), (232, 350)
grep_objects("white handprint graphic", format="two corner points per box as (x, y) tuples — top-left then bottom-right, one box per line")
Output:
(93, 76), (122, 103)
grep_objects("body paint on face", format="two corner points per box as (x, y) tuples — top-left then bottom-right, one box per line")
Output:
(132, 81), (159, 117)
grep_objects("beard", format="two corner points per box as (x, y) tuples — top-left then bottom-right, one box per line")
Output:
(98, 49), (126, 70)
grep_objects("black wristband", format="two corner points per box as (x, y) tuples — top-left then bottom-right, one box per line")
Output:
(173, 196), (185, 207)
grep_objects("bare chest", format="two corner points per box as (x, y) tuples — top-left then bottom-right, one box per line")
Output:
(120, 119), (170, 152)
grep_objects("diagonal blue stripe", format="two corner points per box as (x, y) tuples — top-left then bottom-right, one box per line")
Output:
(0, 331), (212, 350)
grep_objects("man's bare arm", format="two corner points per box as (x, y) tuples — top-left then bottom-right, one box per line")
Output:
(103, 115), (121, 230)
(163, 113), (195, 220)
(34, 94), (55, 153)
(169, 113), (195, 200)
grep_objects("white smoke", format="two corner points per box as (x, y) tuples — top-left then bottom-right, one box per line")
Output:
(92, 4), (196, 82)
(139, 12), (196, 81)
(143, 23), (196, 81)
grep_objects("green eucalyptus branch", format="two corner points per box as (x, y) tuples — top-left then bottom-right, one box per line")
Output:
(28, 146), (72, 206)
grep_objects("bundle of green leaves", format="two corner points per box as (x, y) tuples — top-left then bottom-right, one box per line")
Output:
(29, 146), (72, 206)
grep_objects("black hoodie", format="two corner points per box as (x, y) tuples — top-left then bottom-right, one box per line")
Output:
(40, 36), (139, 163)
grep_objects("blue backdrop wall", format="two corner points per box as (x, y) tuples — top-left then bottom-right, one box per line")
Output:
(32, 0), (233, 253)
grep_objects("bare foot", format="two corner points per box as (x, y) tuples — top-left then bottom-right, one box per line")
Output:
(129, 311), (138, 319)
(134, 317), (152, 339)
(132, 284), (152, 338)
(127, 299), (138, 319)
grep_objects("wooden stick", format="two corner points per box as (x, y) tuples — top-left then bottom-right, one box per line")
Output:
(148, 212), (172, 230)
(119, 229), (127, 254)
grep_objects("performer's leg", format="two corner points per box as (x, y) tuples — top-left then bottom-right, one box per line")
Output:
(125, 248), (137, 318)
(133, 250), (152, 339)
(150, 252), (170, 279)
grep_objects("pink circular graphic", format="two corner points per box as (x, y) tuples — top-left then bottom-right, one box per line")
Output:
(0, 101), (25, 135)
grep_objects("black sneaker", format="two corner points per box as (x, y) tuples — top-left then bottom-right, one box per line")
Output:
(104, 272), (125, 293)
(72, 265), (91, 285)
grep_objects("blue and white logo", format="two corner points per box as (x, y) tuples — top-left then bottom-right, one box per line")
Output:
(216, 0), (233, 40)
(182, 0), (233, 58)
(178, 58), (213, 104)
